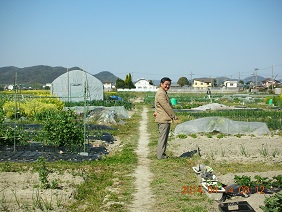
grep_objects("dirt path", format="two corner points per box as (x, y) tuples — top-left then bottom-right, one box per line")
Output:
(130, 107), (154, 211)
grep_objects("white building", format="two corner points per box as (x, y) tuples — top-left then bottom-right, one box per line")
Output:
(103, 82), (113, 91)
(134, 78), (157, 91)
(117, 78), (157, 92)
(223, 80), (238, 88)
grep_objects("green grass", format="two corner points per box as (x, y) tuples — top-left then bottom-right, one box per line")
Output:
(1, 92), (282, 211)
(146, 105), (282, 211)
(0, 105), (142, 212)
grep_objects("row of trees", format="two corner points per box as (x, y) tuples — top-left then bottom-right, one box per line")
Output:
(116, 73), (136, 89)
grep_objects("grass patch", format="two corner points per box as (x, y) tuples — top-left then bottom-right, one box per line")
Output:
(147, 106), (282, 211)
(0, 105), (142, 212)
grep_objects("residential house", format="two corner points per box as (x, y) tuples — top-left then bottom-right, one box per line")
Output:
(223, 80), (238, 88)
(134, 78), (157, 91)
(262, 78), (280, 88)
(117, 78), (157, 92)
(103, 82), (113, 91)
(193, 78), (214, 89)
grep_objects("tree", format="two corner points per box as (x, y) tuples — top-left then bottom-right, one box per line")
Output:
(148, 80), (154, 85)
(213, 79), (217, 87)
(115, 78), (125, 89)
(177, 77), (189, 87)
(124, 73), (135, 89)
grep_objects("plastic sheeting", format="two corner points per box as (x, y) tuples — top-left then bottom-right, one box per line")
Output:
(51, 70), (103, 102)
(174, 116), (270, 136)
(64, 106), (129, 125)
(66, 106), (129, 119)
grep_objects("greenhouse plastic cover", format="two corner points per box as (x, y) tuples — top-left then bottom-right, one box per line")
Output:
(51, 70), (103, 102)
(174, 116), (270, 136)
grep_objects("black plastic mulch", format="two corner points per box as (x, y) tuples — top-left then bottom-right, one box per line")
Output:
(4, 123), (117, 131)
(0, 144), (109, 162)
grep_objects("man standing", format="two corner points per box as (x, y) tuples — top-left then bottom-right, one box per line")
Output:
(154, 77), (178, 159)
(206, 88), (211, 99)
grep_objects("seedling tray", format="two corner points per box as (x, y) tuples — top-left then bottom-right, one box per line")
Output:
(218, 201), (255, 212)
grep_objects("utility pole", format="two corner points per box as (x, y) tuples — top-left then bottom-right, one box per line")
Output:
(252, 72), (255, 90)
(271, 65), (274, 91)
(255, 68), (259, 91)
(190, 72), (194, 87)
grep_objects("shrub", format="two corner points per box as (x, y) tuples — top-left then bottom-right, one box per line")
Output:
(2, 96), (64, 120)
(42, 109), (84, 150)
(260, 191), (282, 212)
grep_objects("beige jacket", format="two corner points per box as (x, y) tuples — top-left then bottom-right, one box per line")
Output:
(154, 87), (176, 123)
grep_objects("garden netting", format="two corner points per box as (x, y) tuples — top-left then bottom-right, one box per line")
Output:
(174, 116), (270, 136)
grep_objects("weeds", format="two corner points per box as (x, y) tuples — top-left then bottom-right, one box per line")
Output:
(217, 133), (224, 139)
(1, 192), (9, 211)
(1, 162), (12, 172)
(177, 134), (187, 139)
(221, 148), (226, 157)
(235, 134), (242, 138)
(206, 133), (213, 138)
(12, 190), (21, 210)
(32, 189), (44, 210)
(260, 144), (269, 157)
(55, 191), (63, 208)
(190, 134), (197, 138)
(36, 157), (50, 189)
(272, 148), (280, 158)
(240, 144), (248, 157)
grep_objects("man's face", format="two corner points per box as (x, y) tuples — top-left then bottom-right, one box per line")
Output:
(160, 80), (171, 91)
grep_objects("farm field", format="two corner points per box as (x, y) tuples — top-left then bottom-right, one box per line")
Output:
(0, 91), (281, 211)
(168, 135), (282, 211)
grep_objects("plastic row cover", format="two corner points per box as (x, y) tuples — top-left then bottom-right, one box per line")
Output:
(175, 116), (270, 136)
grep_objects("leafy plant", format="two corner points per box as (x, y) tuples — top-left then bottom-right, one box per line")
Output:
(234, 175), (254, 187)
(260, 191), (282, 212)
(42, 109), (84, 150)
(36, 156), (50, 189)
(254, 175), (272, 188)
(235, 134), (242, 138)
(177, 134), (187, 139)
(1, 162), (13, 172)
(240, 144), (248, 157)
(272, 175), (282, 188)
(260, 144), (269, 157)
(190, 134), (197, 138)
(272, 148), (280, 158)
(221, 148), (226, 157)
(217, 133), (224, 139)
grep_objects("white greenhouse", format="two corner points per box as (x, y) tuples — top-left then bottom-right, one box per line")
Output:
(51, 70), (103, 102)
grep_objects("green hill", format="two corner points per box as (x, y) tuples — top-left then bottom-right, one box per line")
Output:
(0, 65), (118, 86)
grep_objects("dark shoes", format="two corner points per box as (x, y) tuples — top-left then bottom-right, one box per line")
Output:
(161, 153), (169, 159)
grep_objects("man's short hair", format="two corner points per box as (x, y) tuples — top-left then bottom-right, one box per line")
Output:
(160, 77), (172, 84)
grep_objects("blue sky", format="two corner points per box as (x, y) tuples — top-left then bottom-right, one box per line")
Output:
(0, 0), (281, 82)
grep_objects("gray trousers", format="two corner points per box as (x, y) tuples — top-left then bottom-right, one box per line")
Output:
(157, 123), (171, 159)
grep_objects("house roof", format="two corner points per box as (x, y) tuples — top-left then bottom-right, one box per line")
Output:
(194, 78), (214, 83)
(134, 78), (147, 83)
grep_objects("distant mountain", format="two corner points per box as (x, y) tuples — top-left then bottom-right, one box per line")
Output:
(94, 71), (118, 84)
(0, 66), (118, 85)
(0, 66), (81, 85)
(243, 75), (265, 83)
